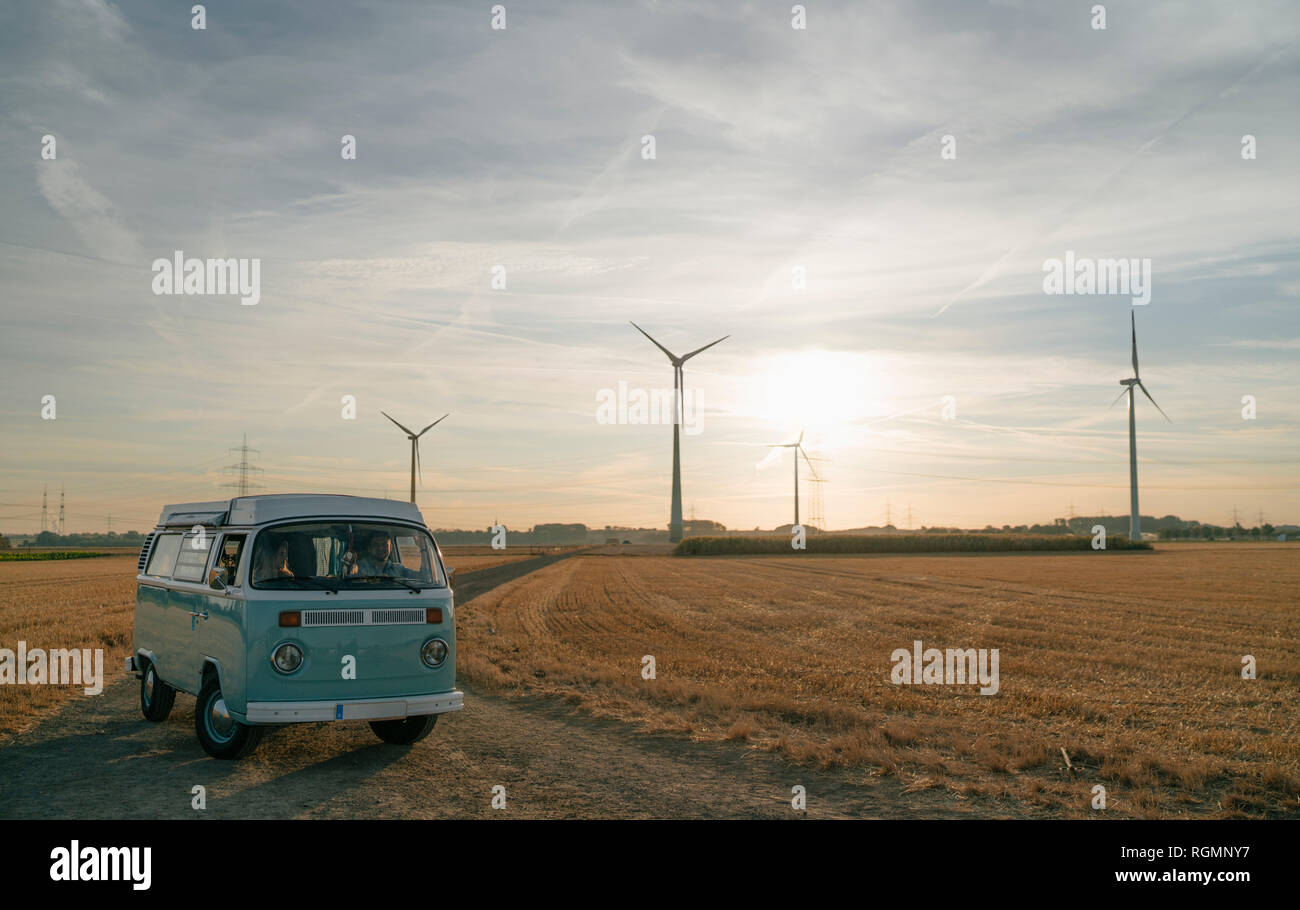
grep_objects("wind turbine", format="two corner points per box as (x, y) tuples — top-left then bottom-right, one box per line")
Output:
(381, 411), (449, 503)
(1112, 312), (1169, 540)
(767, 430), (820, 528)
(630, 322), (729, 542)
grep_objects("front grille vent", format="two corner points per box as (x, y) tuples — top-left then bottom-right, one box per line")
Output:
(301, 608), (426, 627)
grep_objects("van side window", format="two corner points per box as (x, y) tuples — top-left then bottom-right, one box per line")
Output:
(173, 531), (216, 583)
(145, 533), (183, 577)
(217, 535), (247, 585)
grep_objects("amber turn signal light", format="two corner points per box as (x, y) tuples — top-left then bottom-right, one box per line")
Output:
(425, 608), (443, 624)
(279, 611), (301, 627)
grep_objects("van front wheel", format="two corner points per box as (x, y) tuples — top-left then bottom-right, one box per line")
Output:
(195, 676), (264, 759)
(369, 714), (437, 745)
(139, 661), (176, 722)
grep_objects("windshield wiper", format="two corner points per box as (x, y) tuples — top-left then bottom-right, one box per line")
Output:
(346, 574), (423, 593)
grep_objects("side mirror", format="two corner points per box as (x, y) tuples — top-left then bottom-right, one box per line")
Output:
(445, 567), (455, 579)
(208, 567), (229, 590)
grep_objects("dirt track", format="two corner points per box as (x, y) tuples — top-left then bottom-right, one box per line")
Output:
(0, 553), (969, 819)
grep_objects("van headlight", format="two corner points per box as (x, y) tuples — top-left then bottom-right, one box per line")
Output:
(421, 638), (449, 668)
(272, 642), (304, 674)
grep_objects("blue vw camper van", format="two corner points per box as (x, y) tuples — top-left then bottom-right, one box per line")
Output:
(128, 494), (462, 759)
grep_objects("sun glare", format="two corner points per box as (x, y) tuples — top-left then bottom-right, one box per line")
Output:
(746, 350), (892, 448)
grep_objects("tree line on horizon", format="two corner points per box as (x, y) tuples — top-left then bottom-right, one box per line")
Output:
(2, 514), (1289, 551)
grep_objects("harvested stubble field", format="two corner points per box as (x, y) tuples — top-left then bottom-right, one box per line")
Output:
(3, 544), (1296, 818)
(0, 555), (137, 734)
(438, 546), (538, 574)
(458, 544), (1300, 818)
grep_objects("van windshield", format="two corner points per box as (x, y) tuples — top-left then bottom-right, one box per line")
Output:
(250, 522), (443, 590)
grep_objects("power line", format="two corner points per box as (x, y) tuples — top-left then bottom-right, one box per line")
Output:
(809, 477), (827, 530)
(223, 434), (264, 497)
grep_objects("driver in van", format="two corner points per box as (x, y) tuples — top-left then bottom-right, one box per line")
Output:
(352, 531), (417, 578)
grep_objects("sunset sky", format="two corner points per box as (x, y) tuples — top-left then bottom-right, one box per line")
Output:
(2, 0), (1297, 533)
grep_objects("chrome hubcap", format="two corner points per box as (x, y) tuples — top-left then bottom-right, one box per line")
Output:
(208, 695), (236, 741)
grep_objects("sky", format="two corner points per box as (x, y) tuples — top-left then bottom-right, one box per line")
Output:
(1, 0), (1298, 533)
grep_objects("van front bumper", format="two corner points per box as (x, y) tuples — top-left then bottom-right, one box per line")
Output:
(243, 690), (463, 724)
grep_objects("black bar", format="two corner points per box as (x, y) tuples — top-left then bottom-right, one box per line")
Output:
(4, 819), (1281, 896)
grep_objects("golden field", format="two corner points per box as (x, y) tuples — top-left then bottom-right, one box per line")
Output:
(457, 544), (1300, 818)
(0, 555), (136, 734)
(2, 543), (1297, 818)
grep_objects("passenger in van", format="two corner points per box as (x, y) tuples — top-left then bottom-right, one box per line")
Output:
(253, 536), (293, 583)
(285, 534), (318, 578)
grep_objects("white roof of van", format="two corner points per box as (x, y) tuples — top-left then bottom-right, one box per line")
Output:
(156, 495), (425, 528)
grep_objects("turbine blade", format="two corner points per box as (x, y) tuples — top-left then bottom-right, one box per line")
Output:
(416, 413), (450, 437)
(799, 446), (819, 480)
(680, 334), (730, 361)
(415, 438), (423, 485)
(382, 411), (416, 437)
(629, 322), (679, 363)
(1137, 380), (1171, 422)
(1131, 311), (1139, 377)
(1109, 387), (1128, 409)
(797, 428), (804, 445)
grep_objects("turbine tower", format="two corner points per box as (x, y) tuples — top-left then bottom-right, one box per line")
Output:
(767, 430), (819, 527)
(630, 322), (728, 542)
(1113, 311), (1170, 541)
(382, 411), (448, 503)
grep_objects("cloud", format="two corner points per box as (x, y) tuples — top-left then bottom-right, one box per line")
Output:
(36, 159), (142, 263)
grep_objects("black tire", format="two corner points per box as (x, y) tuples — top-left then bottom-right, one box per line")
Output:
(369, 714), (437, 745)
(194, 674), (264, 759)
(139, 660), (176, 722)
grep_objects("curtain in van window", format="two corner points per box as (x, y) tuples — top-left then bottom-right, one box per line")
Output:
(312, 536), (334, 576)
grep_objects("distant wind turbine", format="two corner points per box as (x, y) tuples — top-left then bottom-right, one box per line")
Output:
(1111, 312), (1170, 540)
(767, 430), (820, 528)
(630, 322), (729, 542)
(382, 411), (449, 503)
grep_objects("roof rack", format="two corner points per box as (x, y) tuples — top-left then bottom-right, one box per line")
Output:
(155, 495), (424, 528)
(157, 501), (231, 528)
